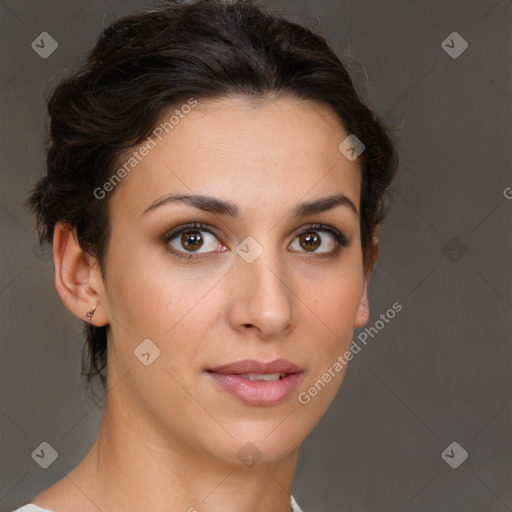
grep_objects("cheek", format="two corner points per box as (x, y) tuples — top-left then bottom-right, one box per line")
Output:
(300, 270), (363, 382)
(307, 268), (363, 333)
(104, 241), (201, 334)
(103, 246), (227, 384)
(295, 283), (360, 425)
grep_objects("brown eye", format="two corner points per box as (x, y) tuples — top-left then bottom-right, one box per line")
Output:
(181, 230), (203, 251)
(298, 231), (321, 252)
(290, 226), (339, 254)
(165, 223), (227, 259)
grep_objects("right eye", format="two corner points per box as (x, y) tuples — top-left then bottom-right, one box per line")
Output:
(163, 222), (228, 260)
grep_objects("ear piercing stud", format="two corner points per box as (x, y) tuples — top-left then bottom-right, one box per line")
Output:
(86, 307), (96, 322)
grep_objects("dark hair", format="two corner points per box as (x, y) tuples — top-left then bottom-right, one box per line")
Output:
(27, 0), (399, 397)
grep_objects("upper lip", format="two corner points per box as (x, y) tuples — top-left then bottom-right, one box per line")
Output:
(208, 358), (303, 375)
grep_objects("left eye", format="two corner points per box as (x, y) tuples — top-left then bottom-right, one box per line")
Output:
(289, 229), (338, 253)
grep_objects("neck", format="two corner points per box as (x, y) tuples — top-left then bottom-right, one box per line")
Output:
(76, 385), (298, 512)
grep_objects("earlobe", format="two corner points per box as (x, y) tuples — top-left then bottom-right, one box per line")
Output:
(354, 236), (379, 328)
(53, 222), (109, 326)
(354, 299), (369, 328)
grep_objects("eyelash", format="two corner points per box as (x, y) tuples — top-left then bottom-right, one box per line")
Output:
(162, 221), (349, 261)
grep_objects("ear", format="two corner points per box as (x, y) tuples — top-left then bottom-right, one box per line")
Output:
(53, 222), (109, 326)
(354, 236), (379, 328)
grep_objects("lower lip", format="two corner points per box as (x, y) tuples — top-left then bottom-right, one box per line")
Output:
(207, 372), (302, 406)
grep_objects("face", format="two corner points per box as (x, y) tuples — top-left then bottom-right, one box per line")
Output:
(98, 95), (372, 465)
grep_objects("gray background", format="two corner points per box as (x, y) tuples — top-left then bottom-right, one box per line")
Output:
(1, 1), (511, 511)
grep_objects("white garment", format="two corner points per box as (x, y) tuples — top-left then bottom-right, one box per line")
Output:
(12, 495), (305, 512)
(11, 506), (54, 512)
(291, 494), (305, 512)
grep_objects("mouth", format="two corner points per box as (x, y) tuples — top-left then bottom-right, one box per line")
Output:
(206, 359), (303, 406)
(232, 372), (288, 381)
(207, 358), (303, 375)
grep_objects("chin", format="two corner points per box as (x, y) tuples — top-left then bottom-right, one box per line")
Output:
(192, 425), (302, 469)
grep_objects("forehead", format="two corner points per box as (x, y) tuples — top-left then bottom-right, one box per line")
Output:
(109, 95), (361, 219)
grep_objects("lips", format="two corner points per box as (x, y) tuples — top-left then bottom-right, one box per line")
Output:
(207, 359), (303, 406)
(208, 358), (303, 375)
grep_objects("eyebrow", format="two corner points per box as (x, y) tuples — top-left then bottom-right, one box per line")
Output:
(140, 192), (359, 219)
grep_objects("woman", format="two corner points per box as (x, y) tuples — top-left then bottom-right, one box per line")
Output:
(16, 0), (398, 511)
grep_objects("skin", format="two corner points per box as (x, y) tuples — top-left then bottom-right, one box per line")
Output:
(34, 95), (378, 512)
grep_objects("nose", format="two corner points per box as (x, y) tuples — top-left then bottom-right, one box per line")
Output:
(227, 242), (295, 339)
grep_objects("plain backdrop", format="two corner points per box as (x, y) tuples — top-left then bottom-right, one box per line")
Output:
(1, 1), (511, 511)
